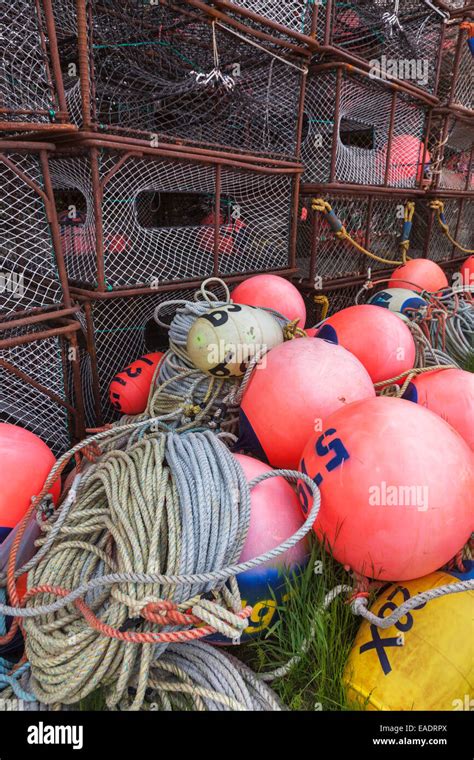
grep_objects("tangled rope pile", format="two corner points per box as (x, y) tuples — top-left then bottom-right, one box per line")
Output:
(0, 423), (320, 710)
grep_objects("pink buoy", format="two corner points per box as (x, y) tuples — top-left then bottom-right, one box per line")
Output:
(209, 454), (309, 642)
(232, 274), (307, 326)
(238, 337), (375, 469)
(316, 304), (416, 384)
(389, 259), (449, 294)
(378, 135), (430, 184)
(298, 396), (473, 581)
(403, 368), (474, 450)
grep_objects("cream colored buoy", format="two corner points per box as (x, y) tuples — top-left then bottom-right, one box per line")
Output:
(186, 303), (283, 377)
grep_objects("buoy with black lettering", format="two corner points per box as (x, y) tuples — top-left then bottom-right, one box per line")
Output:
(298, 396), (473, 580)
(186, 303), (283, 377)
(316, 304), (416, 384)
(344, 562), (474, 710)
(238, 337), (375, 469)
(368, 288), (427, 319)
(109, 352), (164, 415)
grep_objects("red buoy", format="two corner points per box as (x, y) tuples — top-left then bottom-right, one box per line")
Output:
(389, 259), (449, 294)
(109, 352), (164, 415)
(316, 304), (416, 384)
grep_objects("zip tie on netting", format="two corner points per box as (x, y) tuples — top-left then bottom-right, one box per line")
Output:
(430, 200), (474, 255)
(0, 422), (320, 709)
(311, 198), (412, 266)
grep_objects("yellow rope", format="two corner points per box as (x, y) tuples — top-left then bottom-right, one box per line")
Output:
(311, 198), (410, 267)
(314, 295), (329, 321)
(430, 200), (474, 255)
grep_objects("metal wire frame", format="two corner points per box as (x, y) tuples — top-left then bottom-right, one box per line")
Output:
(55, 0), (308, 160)
(301, 62), (434, 191)
(0, 0), (75, 134)
(0, 140), (73, 326)
(436, 12), (474, 115)
(189, 1), (450, 103)
(74, 286), (201, 427)
(413, 193), (474, 261)
(0, 313), (86, 454)
(48, 133), (303, 294)
(428, 109), (474, 193)
(296, 187), (427, 289)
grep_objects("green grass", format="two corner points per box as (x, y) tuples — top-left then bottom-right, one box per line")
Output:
(238, 540), (362, 711)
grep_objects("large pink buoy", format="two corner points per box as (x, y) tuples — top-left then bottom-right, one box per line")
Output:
(298, 396), (473, 581)
(460, 256), (474, 288)
(238, 338), (375, 469)
(403, 368), (474, 450)
(316, 304), (416, 384)
(232, 274), (307, 326)
(379, 135), (430, 184)
(389, 259), (449, 294)
(0, 424), (61, 543)
(210, 454), (309, 642)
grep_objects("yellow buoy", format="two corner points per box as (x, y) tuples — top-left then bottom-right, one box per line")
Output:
(344, 566), (474, 711)
(186, 303), (283, 377)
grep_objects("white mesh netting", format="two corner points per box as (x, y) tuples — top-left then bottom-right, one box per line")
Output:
(412, 198), (474, 263)
(330, 0), (444, 95)
(0, 0), (64, 128)
(301, 68), (428, 188)
(429, 116), (473, 192)
(199, 0), (323, 41)
(56, 0), (305, 157)
(49, 149), (295, 289)
(80, 289), (195, 426)
(0, 326), (72, 455)
(0, 151), (65, 318)
(437, 21), (473, 111)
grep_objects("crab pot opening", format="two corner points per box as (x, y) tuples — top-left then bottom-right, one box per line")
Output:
(301, 64), (431, 190)
(49, 139), (301, 292)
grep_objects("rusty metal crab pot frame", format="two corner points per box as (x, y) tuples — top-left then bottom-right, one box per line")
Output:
(59, 0), (309, 160)
(0, 311), (86, 453)
(0, 0), (75, 134)
(47, 133), (303, 295)
(436, 10), (474, 116)
(0, 140), (73, 326)
(427, 109), (474, 193)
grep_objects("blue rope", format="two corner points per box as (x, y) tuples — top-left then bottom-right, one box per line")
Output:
(0, 590), (36, 702)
